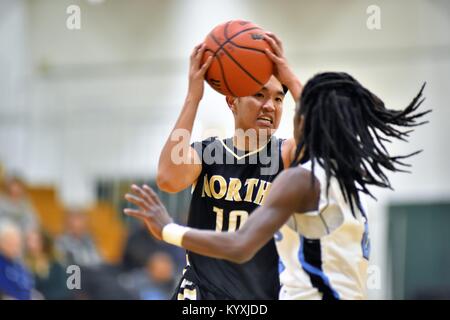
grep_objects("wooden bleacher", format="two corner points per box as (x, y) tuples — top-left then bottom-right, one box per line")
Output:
(28, 186), (127, 265)
(27, 186), (65, 236)
(86, 202), (127, 264)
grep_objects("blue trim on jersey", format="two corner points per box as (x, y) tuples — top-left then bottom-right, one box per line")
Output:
(275, 232), (285, 273)
(278, 259), (285, 274)
(274, 231), (282, 242)
(298, 236), (340, 300)
(361, 218), (371, 260)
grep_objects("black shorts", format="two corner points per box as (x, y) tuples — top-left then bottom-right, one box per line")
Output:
(172, 265), (233, 300)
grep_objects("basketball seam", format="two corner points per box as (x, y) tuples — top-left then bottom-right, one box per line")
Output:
(227, 40), (267, 54)
(215, 52), (236, 96)
(209, 26), (261, 56)
(224, 21), (260, 42)
(224, 22), (269, 59)
(209, 33), (264, 87)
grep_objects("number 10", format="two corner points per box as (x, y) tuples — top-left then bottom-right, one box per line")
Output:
(212, 206), (249, 232)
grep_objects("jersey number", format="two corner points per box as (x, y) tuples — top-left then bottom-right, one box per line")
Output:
(212, 206), (249, 232)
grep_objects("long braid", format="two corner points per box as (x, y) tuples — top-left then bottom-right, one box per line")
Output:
(293, 72), (431, 215)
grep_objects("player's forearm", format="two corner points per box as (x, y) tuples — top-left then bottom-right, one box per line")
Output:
(160, 96), (200, 159)
(182, 230), (252, 264)
(157, 96), (201, 191)
(172, 95), (201, 131)
(180, 207), (284, 264)
(285, 76), (303, 102)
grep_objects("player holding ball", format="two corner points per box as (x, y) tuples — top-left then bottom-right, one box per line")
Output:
(145, 20), (302, 300)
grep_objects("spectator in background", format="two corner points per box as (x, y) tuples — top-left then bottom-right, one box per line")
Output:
(0, 174), (40, 233)
(0, 220), (34, 300)
(121, 221), (184, 274)
(142, 251), (177, 300)
(57, 208), (136, 299)
(24, 229), (72, 300)
(120, 250), (177, 300)
(56, 208), (102, 268)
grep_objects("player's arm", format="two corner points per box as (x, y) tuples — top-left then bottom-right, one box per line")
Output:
(124, 166), (319, 263)
(281, 138), (297, 169)
(182, 167), (319, 263)
(281, 114), (305, 169)
(264, 31), (303, 169)
(263, 32), (303, 102)
(156, 44), (213, 193)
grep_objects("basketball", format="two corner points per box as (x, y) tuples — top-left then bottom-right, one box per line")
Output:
(202, 20), (274, 97)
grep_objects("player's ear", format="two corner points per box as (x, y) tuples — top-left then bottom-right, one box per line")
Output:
(226, 96), (238, 114)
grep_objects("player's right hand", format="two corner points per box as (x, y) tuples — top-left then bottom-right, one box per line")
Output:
(187, 43), (213, 103)
(124, 184), (173, 241)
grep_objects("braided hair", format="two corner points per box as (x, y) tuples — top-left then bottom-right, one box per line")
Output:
(293, 72), (430, 215)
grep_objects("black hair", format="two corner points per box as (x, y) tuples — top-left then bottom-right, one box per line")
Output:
(292, 72), (430, 215)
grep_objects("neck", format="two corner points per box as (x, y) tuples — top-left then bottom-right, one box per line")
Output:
(232, 130), (271, 151)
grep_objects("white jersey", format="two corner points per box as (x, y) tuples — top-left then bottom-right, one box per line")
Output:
(275, 161), (370, 300)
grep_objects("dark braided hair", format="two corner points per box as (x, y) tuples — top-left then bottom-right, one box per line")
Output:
(292, 72), (430, 215)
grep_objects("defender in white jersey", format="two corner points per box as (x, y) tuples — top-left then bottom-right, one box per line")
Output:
(125, 72), (429, 300)
(276, 160), (370, 300)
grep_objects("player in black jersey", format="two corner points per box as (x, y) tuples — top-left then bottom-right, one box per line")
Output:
(143, 32), (302, 299)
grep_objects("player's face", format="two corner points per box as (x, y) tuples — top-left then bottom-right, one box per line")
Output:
(228, 76), (285, 138)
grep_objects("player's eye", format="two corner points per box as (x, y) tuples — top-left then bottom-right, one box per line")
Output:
(254, 92), (264, 98)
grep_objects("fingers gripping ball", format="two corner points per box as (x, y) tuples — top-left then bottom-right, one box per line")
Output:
(201, 20), (274, 97)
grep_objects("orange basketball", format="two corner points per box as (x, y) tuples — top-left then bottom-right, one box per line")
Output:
(202, 20), (274, 97)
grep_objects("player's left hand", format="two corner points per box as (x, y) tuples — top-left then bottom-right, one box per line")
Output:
(263, 32), (302, 100)
(124, 184), (173, 241)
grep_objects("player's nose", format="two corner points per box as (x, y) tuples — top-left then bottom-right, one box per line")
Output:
(261, 99), (275, 112)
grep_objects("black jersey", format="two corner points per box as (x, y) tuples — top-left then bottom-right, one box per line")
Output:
(185, 136), (284, 299)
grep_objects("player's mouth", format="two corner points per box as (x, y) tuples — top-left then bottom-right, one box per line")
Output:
(256, 116), (273, 127)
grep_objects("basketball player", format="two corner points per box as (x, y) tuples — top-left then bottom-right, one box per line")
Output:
(125, 72), (429, 299)
(152, 32), (302, 299)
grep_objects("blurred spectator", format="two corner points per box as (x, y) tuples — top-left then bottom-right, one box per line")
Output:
(141, 251), (177, 299)
(24, 229), (72, 300)
(120, 251), (177, 300)
(56, 208), (136, 299)
(0, 220), (34, 300)
(56, 208), (102, 268)
(0, 174), (39, 233)
(121, 222), (185, 273)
